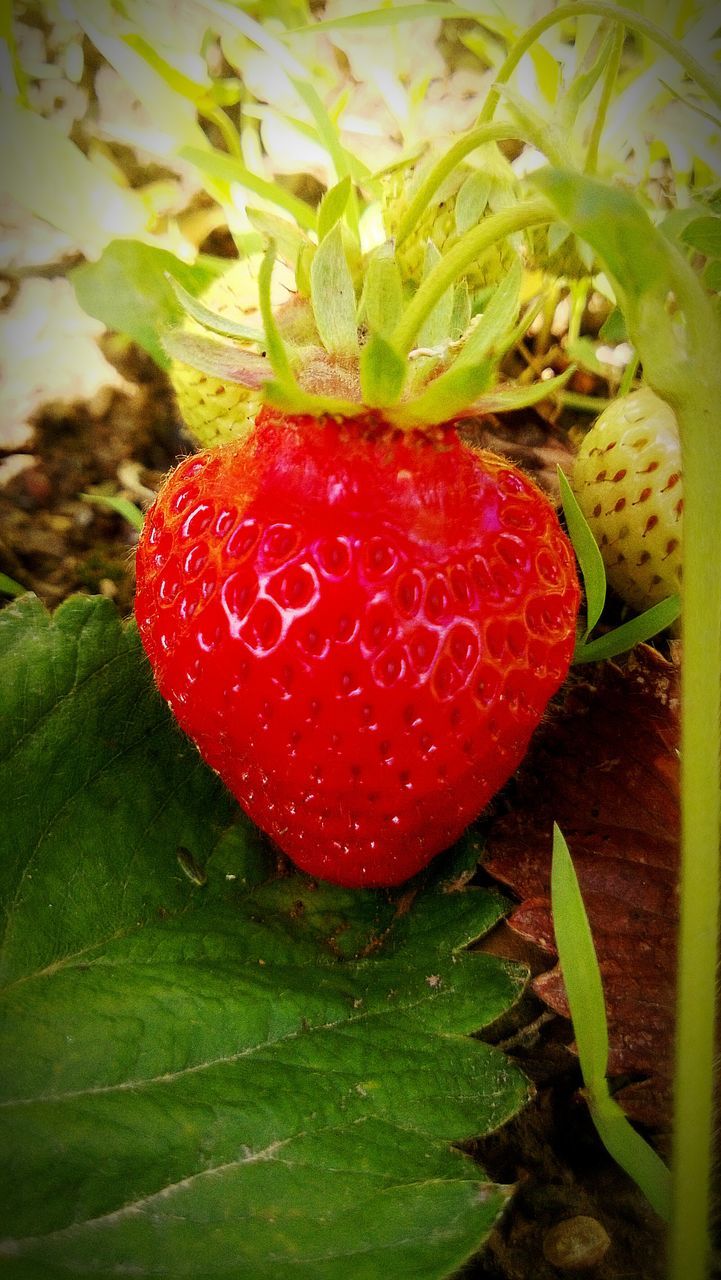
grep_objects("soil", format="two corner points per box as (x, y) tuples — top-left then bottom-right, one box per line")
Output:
(0, 340), (186, 613)
(0, 349), (674, 1279)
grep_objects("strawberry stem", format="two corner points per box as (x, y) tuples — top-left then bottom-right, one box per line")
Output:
(394, 121), (564, 251)
(478, 2), (721, 124)
(584, 24), (624, 175)
(534, 167), (721, 1280)
(391, 199), (552, 357)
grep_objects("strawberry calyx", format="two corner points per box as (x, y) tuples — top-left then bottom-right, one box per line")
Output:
(163, 143), (571, 438)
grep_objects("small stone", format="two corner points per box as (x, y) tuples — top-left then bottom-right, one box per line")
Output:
(0, 454), (35, 488)
(543, 1216), (611, 1270)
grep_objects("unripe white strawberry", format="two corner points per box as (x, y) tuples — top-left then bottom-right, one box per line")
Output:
(571, 388), (683, 613)
(169, 260), (263, 448)
(169, 259), (307, 448)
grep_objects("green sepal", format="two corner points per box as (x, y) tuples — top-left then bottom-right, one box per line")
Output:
(681, 215), (721, 259)
(70, 241), (225, 371)
(454, 257), (522, 369)
(166, 275), (265, 343)
(163, 329), (273, 386)
(392, 360), (494, 428)
(296, 242), (315, 298)
(0, 572), (27, 598)
(599, 306), (627, 342)
(455, 171), (491, 237)
(245, 206), (313, 267)
(360, 332), (407, 407)
(468, 365), (575, 414)
(416, 242), (455, 350)
(360, 241), (404, 337)
(258, 243), (300, 395)
(317, 174), (352, 241)
(310, 223), (359, 357)
(548, 221), (572, 256)
(450, 282), (472, 341)
(263, 380), (361, 420)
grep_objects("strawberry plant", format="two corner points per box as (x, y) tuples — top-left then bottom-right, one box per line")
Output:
(2, 3), (720, 1278)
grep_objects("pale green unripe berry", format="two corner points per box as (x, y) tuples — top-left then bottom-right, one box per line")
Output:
(381, 164), (515, 293)
(572, 388), (683, 614)
(169, 261), (264, 448)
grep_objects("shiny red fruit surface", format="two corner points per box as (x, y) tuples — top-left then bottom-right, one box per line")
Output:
(135, 410), (580, 887)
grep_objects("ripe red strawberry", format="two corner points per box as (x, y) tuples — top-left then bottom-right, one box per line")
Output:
(135, 407), (580, 887)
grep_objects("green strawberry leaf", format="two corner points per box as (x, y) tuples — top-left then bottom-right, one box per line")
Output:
(0, 595), (529, 1279)
(316, 174), (352, 241)
(310, 223), (360, 357)
(71, 241), (227, 370)
(680, 215), (721, 259)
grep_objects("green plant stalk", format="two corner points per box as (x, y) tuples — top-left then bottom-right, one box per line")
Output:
(391, 199), (552, 356)
(394, 121), (565, 249)
(477, 2), (721, 123)
(618, 352), (639, 397)
(671, 398), (721, 1278)
(203, 104), (242, 158)
(534, 168), (721, 1280)
(584, 24), (624, 174)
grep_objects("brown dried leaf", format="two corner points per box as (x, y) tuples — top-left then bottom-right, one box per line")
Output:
(484, 644), (679, 1131)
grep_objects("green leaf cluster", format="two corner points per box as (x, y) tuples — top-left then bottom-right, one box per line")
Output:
(0, 596), (529, 1279)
